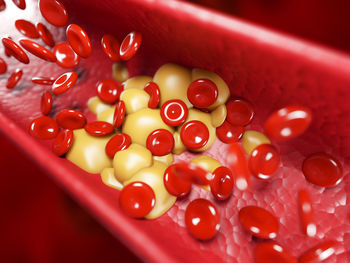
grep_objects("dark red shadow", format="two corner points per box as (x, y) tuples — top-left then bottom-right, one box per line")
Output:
(0, 131), (141, 263)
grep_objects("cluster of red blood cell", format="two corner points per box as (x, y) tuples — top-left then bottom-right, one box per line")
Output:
(1, 1), (344, 262)
(0, 0), (140, 155)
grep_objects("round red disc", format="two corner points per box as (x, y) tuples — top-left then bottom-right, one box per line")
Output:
(36, 23), (55, 47)
(0, 57), (7, 74)
(171, 161), (210, 185)
(239, 206), (279, 239)
(226, 98), (255, 126)
(66, 24), (92, 58)
(53, 42), (80, 68)
(41, 91), (53, 115)
(185, 199), (220, 240)
(264, 105), (312, 140)
(249, 144), (280, 180)
(52, 129), (74, 156)
(120, 31), (142, 61)
(84, 121), (114, 136)
(12, 0), (25, 9)
(32, 76), (55, 85)
(216, 121), (244, 143)
(144, 82), (160, 109)
(28, 116), (59, 139)
(119, 181), (155, 218)
(15, 19), (39, 38)
(105, 133), (131, 158)
(39, 0), (68, 27)
(52, 71), (78, 95)
(187, 79), (218, 108)
(160, 99), (188, 126)
(210, 166), (234, 201)
(6, 69), (22, 89)
(19, 39), (56, 62)
(180, 120), (209, 149)
(255, 242), (297, 263)
(163, 164), (191, 197)
(113, 100), (126, 128)
(101, 34), (120, 62)
(2, 38), (29, 64)
(146, 129), (174, 156)
(298, 241), (337, 263)
(56, 109), (86, 129)
(96, 79), (123, 104)
(302, 152), (343, 187)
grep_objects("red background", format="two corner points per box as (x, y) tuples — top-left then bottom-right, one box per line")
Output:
(1, 0), (350, 262)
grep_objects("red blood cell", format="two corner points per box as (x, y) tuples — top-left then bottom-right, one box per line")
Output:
(32, 76), (55, 85)
(146, 129), (174, 156)
(28, 116), (59, 139)
(96, 79), (123, 104)
(52, 71), (78, 95)
(239, 206), (279, 239)
(2, 38), (29, 64)
(302, 152), (343, 187)
(210, 166), (234, 201)
(41, 91), (53, 115)
(0, 0), (6, 11)
(0, 57), (6, 74)
(12, 0), (25, 9)
(185, 199), (220, 240)
(160, 99), (188, 126)
(249, 144), (280, 180)
(227, 143), (250, 191)
(171, 161), (210, 185)
(298, 241), (338, 263)
(19, 39), (56, 62)
(216, 121), (244, 143)
(56, 109), (86, 129)
(39, 0), (68, 27)
(264, 105), (312, 140)
(113, 100), (126, 128)
(180, 120), (209, 149)
(120, 31), (142, 61)
(52, 129), (73, 156)
(36, 23), (55, 47)
(66, 24), (92, 58)
(119, 181), (155, 218)
(101, 34), (120, 62)
(53, 42), (80, 68)
(144, 82), (160, 109)
(15, 20), (39, 39)
(226, 98), (254, 126)
(187, 79), (218, 108)
(6, 69), (22, 89)
(84, 121), (114, 136)
(163, 164), (191, 197)
(298, 190), (316, 237)
(255, 242), (297, 263)
(105, 133), (131, 158)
